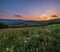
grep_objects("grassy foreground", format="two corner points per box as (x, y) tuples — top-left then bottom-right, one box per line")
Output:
(0, 24), (60, 52)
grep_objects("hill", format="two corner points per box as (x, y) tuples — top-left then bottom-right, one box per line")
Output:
(0, 24), (60, 52)
(0, 19), (60, 28)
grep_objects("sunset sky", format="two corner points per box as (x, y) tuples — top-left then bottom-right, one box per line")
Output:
(0, 0), (60, 20)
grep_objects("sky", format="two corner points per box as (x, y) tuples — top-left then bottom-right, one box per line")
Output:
(0, 0), (60, 20)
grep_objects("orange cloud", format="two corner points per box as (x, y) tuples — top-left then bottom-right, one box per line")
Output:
(0, 9), (60, 21)
(38, 9), (60, 21)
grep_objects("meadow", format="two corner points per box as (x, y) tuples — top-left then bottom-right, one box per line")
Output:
(0, 24), (60, 52)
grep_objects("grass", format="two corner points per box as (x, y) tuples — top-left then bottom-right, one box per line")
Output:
(0, 24), (60, 52)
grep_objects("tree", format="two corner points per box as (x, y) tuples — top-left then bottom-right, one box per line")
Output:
(0, 22), (8, 29)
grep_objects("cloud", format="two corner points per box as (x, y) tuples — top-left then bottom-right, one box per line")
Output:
(14, 14), (23, 18)
(0, 9), (60, 21)
(39, 9), (60, 20)
(0, 10), (24, 19)
(0, 10), (8, 14)
(51, 15), (58, 17)
(0, 10), (11, 17)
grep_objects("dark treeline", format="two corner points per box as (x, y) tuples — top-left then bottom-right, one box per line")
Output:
(0, 22), (9, 29)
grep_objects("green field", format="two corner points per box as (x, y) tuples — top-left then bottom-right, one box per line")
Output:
(0, 24), (60, 52)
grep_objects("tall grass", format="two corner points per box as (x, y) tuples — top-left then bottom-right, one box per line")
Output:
(0, 24), (60, 52)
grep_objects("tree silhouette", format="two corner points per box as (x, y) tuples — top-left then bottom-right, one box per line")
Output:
(0, 22), (8, 28)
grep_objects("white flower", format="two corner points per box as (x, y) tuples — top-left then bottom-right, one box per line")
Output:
(6, 47), (10, 51)
(24, 40), (28, 43)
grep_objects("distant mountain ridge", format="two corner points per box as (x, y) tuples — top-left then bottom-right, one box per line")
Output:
(0, 19), (26, 25)
(0, 19), (60, 26)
